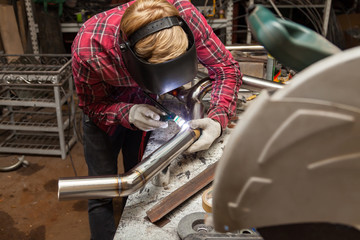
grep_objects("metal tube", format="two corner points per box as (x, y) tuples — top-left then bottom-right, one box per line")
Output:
(58, 126), (200, 200)
(242, 75), (284, 90)
(225, 45), (265, 51)
(187, 78), (213, 119)
(176, 74), (283, 121)
(0, 155), (28, 172)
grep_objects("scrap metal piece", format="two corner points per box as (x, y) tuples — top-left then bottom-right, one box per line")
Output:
(0, 155), (29, 172)
(147, 163), (217, 223)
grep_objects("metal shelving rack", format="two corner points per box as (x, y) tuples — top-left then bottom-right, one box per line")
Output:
(0, 54), (77, 159)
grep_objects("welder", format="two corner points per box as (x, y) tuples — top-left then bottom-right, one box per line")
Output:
(71, 0), (242, 239)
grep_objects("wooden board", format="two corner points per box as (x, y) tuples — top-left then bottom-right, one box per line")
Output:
(17, 0), (27, 50)
(146, 162), (217, 223)
(35, 6), (66, 54)
(0, 4), (24, 55)
(0, 31), (4, 53)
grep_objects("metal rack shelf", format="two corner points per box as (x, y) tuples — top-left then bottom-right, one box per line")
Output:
(0, 131), (76, 157)
(0, 108), (71, 132)
(0, 85), (71, 107)
(0, 54), (77, 159)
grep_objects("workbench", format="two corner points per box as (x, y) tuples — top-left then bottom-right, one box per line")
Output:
(113, 97), (246, 240)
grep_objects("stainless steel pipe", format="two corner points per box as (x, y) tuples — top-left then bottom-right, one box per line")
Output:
(187, 78), (213, 120)
(194, 72), (284, 93)
(58, 126), (200, 200)
(242, 75), (284, 90)
(225, 45), (265, 51)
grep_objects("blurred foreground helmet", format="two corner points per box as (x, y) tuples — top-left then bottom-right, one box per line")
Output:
(120, 16), (198, 95)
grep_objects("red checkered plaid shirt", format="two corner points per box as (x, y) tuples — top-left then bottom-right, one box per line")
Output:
(72, 0), (242, 134)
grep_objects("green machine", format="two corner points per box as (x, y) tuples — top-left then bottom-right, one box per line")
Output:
(247, 4), (340, 72)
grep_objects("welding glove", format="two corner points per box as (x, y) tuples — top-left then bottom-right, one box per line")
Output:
(184, 118), (221, 154)
(129, 104), (168, 131)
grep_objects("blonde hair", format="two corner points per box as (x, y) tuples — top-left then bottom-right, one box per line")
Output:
(121, 0), (188, 63)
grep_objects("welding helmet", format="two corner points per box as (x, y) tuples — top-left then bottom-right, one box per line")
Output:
(119, 16), (198, 95)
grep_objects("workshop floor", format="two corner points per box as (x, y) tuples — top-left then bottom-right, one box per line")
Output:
(0, 142), (124, 240)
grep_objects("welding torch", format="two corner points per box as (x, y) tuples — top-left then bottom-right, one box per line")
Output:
(142, 91), (186, 127)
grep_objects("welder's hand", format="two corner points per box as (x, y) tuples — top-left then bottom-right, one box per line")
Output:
(184, 118), (221, 154)
(129, 104), (168, 131)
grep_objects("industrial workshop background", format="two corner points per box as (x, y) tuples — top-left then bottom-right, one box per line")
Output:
(2, 0), (360, 53)
(0, 0), (360, 240)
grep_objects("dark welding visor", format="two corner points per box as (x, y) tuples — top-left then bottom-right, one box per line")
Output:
(119, 16), (198, 95)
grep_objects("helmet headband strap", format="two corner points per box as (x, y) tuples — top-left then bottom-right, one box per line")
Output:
(128, 16), (181, 47)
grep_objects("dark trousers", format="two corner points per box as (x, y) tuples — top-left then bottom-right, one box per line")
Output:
(82, 114), (148, 240)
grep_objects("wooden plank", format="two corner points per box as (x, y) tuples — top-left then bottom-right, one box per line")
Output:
(0, 31), (4, 53)
(36, 7), (66, 53)
(146, 162), (217, 223)
(17, 0), (27, 50)
(0, 4), (24, 55)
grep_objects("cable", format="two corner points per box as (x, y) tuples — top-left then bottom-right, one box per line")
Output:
(66, 97), (78, 177)
(298, 0), (323, 32)
(268, 0), (285, 19)
(279, 0), (322, 33)
(73, 103), (83, 145)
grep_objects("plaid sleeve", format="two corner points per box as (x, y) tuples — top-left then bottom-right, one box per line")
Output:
(176, 0), (243, 129)
(72, 53), (136, 131)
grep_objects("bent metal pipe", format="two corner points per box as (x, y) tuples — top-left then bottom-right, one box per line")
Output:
(58, 125), (200, 200)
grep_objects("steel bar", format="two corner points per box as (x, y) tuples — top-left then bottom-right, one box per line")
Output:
(146, 162), (217, 223)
